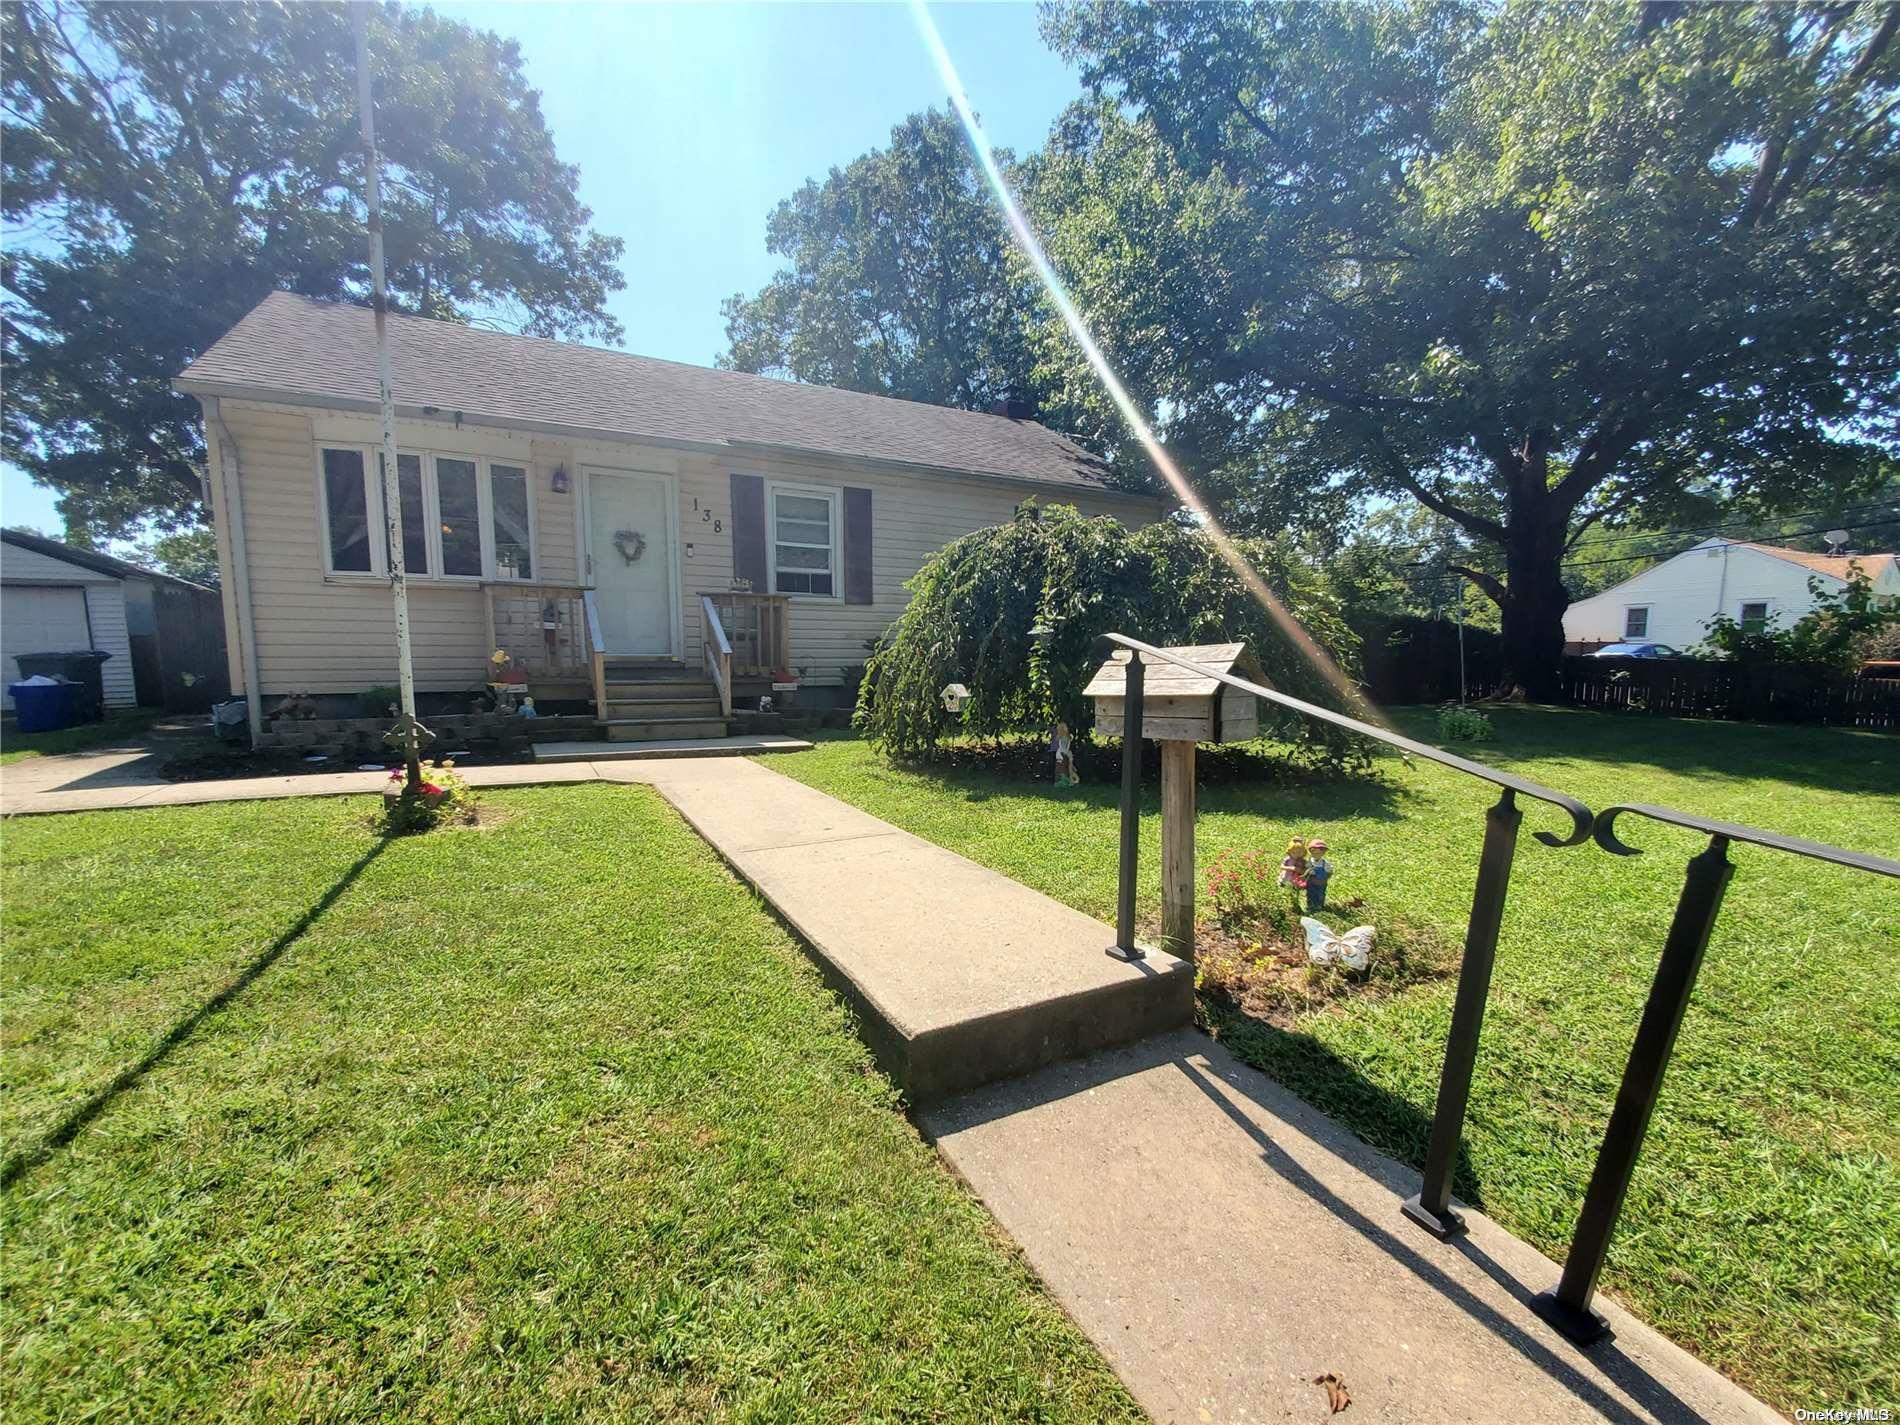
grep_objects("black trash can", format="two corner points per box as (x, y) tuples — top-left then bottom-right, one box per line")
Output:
(13, 650), (112, 723)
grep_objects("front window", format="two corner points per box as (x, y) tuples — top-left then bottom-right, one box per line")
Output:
(319, 444), (535, 581)
(322, 448), (373, 572)
(490, 463), (533, 579)
(771, 484), (837, 597)
(387, 452), (429, 574)
(1623, 606), (1649, 639)
(1739, 600), (1771, 635)
(435, 457), (483, 577)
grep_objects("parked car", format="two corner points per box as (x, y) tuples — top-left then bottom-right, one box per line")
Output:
(1588, 641), (1683, 659)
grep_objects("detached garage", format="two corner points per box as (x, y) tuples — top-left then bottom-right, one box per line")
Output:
(1, 529), (227, 712)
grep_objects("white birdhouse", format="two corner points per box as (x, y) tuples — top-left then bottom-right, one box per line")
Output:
(940, 682), (971, 714)
(1085, 643), (1264, 743)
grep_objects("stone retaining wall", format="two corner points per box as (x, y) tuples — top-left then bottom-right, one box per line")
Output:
(256, 713), (599, 757)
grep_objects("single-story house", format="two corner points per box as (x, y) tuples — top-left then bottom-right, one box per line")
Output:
(1563, 537), (1900, 650)
(1, 529), (228, 712)
(175, 292), (1165, 741)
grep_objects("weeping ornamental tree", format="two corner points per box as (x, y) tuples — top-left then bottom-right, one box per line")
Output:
(857, 505), (1361, 763)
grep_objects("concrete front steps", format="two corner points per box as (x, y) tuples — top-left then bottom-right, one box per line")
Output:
(597, 658), (728, 743)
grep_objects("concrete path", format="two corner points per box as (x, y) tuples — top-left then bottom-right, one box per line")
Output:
(0, 737), (808, 815)
(533, 735), (811, 762)
(641, 757), (1195, 1099)
(925, 1029), (1777, 1425)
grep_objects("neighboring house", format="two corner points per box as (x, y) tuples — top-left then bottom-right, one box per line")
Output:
(174, 292), (1165, 741)
(1, 529), (229, 712)
(1563, 537), (1900, 651)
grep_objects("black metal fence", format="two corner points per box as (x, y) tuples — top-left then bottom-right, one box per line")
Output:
(1097, 633), (1900, 1348)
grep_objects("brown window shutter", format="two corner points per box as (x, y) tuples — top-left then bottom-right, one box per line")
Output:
(844, 488), (873, 604)
(730, 473), (767, 593)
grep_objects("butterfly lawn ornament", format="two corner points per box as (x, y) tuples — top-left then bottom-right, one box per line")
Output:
(1301, 917), (1374, 972)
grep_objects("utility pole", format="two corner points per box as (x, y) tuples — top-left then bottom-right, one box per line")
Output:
(353, 2), (422, 791)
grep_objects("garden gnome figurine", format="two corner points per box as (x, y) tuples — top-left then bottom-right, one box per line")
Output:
(1051, 721), (1079, 786)
(1305, 837), (1332, 910)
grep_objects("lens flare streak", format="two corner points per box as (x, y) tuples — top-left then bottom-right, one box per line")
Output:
(910, 0), (1379, 720)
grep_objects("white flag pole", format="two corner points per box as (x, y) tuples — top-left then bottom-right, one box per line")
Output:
(353, 2), (421, 790)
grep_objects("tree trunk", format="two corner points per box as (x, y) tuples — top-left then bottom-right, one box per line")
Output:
(1496, 521), (1570, 701)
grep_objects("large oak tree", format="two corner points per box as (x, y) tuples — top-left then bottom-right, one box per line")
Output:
(3, 1), (625, 540)
(1033, 0), (1899, 696)
(720, 109), (1035, 412)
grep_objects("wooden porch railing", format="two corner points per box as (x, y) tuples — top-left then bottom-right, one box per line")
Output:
(701, 596), (733, 720)
(707, 592), (790, 676)
(483, 583), (590, 680)
(583, 590), (606, 716)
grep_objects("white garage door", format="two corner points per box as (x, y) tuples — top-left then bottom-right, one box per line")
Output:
(2, 585), (91, 706)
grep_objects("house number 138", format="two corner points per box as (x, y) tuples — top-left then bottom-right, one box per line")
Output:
(692, 497), (722, 533)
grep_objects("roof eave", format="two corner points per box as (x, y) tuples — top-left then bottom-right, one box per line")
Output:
(175, 376), (1170, 505)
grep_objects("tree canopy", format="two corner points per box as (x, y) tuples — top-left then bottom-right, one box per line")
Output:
(3, 1), (626, 539)
(1032, 0), (1899, 695)
(719, 109), (1034, 413)
(856, 503), (1361, 765)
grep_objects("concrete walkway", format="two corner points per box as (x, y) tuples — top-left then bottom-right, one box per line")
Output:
(2, 741), (1778, 1420)
(926, 1030), (1776, 1425)
(0, 736), (809, 816)
(643, 757), (1195, 1099)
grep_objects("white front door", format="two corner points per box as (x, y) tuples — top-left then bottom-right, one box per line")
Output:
(586, 470), (676, 656)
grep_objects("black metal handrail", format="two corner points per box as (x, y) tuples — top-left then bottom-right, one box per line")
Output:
(1095, 632), (1900, 1354)
(1529, 803), (1900, 1346)
(1099, 634), (1595, 847)
(1094, 632), (1593, 1242)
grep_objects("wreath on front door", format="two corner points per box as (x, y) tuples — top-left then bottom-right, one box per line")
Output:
(613, 529), (647, 564)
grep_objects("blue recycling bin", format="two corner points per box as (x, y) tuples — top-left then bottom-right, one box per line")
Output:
(9, 679), (84, 734)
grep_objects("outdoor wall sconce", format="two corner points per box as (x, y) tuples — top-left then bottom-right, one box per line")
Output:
(550, 464), (569, 494)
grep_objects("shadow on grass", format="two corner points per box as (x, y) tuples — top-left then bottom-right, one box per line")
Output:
(1203, 1008), (1485, 1209)
(885, 737), (1416, 823)
(1382, 702), (1900, 799)
(1, 836), (390, 1189)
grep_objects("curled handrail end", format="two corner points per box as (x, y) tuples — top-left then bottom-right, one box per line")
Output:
(1532, 796), (1596, 850)
(1592, 807), (1645, 857)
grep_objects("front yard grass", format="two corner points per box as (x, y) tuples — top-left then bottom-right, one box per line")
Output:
(774, 709), (1900, 1412)
(1, 786), (1141, 1423)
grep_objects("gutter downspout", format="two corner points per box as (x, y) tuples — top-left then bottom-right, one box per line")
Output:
(206, 396), (264, 742)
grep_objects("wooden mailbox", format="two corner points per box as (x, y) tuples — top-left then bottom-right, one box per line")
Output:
(1084, 642), (1268, 959)
(1085, 642), (1262, 743)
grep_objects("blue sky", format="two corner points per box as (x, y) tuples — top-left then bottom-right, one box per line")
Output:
(2, 2), (1081, 539)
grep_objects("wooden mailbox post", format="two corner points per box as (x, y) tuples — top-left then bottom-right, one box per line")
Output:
(1086, 642), (1263, 956)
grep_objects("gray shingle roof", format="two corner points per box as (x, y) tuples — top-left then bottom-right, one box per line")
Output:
(178, 292), (1122, 494)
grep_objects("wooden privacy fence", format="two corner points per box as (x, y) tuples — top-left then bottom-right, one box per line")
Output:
(1560, 657), (1900, 730)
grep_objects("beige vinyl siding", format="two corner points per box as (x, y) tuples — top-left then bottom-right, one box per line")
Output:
(213, 397), (1163, 696)
(678, 447), (1158, 685)
(218, 401), (586, 695)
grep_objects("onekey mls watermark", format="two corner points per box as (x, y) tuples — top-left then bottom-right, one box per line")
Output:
(1793, 1409), (1893, 1423)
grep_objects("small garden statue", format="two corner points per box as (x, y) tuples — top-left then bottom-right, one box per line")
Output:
(1278, 836), (1308, 891)
(1305, 837), (1332, 910)
(1051, 721), (1079, 786)
(517, 695), (538, 718)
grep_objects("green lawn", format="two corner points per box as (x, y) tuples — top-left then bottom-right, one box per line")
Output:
(774, 709), (1900, 1412)
(0, 709), (157, 765)
(1, 787), (1140, 1423)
